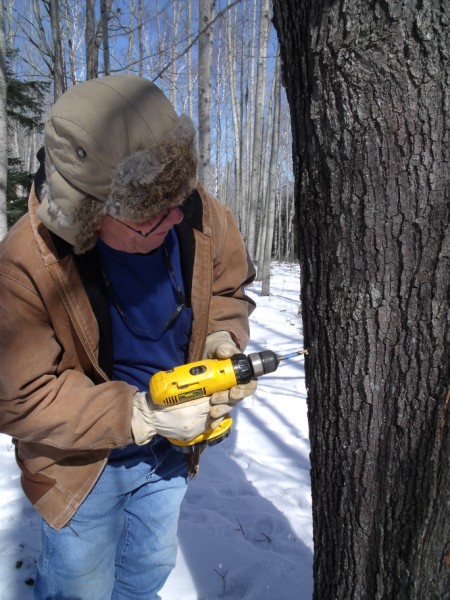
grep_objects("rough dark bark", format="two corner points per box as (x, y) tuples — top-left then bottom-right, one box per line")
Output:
(272, 1), (449, 598)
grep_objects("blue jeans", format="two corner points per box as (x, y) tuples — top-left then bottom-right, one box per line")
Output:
(34, 437), (188, 600)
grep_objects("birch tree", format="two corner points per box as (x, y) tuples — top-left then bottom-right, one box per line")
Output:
(100, 0), (111, 76)
(86, 0), (100, 79)
(64, 2), (77, 85)
(49, 0), (65, 99)
(0, 0), (7, 239)
(137, 0), (144, 76)
(186, 0), (193, 119)
(197, 0), (214, 188)
(225, 2), (242, 220)
(246, 0), (270, 259)
(168, 0), (180, 107)
(260, 51), (281, 295)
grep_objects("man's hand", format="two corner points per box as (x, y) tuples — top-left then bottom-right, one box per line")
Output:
(202, 331), (258, 428)
(132, 378), (258, 445)
(132, 393), (213, 445)
(202, 330), (240, 359)
(209, 380), (258, 429)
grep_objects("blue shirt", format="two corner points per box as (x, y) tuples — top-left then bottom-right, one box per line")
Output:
(96, 229), (192, 392)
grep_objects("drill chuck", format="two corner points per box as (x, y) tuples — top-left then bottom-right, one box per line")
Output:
(247, 350), (280, 377)
(232, 350), (281, 382)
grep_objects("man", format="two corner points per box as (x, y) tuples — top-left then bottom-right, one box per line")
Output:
(0, 75), (256, 599)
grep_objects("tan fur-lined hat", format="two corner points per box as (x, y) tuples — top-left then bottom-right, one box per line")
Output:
(37, 75), (198, 254)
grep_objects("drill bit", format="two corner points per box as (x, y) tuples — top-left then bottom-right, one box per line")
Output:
(278, 349), (308, 361)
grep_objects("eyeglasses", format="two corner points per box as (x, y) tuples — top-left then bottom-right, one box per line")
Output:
(110, 209), (174, 238)
(101, 243), (185, 337)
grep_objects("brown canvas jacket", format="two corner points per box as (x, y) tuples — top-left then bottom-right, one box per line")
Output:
(0, 183), (255, 529)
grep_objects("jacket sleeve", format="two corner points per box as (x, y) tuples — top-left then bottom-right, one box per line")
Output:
(0, 261), (135, 452)
(207, 195), (256, 351)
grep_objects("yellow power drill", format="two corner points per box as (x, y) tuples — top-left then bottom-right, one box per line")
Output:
(149, 349), (308, 453)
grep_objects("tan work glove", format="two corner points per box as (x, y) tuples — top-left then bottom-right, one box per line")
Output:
(132, 380), (258, 445)
(132, 392), (214, 445)
(203, 330), (240, 359)
(209, 380), (258, 428)
(203, 332), (258, 426)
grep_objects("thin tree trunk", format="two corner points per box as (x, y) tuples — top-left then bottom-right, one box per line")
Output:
(49, 0), (65, 100)
(198, 0), (214, 188)
(64, 1), (77, 86)
(242, 0), (257, 240)
(272, 1), (450, 598)
(285, 182), (294, 260)
(6, 53), (19, 180)
(255, 51), (278, 275)
(226, 1), (241, 220)
(86, 0), (99, 80)
(261, 52), (282, 296)
(100, 0), (111, 76)
(137, 0), (144, 77)
(0, 0), (7, 238)
(186, 0), (193, 119)
(126, 0), (135, 71)
(168, 0), (180, 108)
(246, 0), (270, 259)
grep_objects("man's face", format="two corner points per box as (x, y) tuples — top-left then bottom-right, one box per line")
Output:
(98, 207), (184, 253)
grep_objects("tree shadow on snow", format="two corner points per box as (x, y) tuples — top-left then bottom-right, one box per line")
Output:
(0, 438), (39, 600)
(167, 406), (314, 600)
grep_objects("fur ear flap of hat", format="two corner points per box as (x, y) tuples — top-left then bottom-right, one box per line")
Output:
(36, 154), (107, 253)
(107, 114), (197, 222)
(36, 75), (198, 254)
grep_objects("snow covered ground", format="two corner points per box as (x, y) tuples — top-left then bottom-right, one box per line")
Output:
(0, 261), (313, 599)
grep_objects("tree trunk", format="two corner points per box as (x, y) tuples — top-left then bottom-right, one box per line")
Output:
(239, 0), (257, 239)
(0, 0), (7, 239)
(86, 0), (100, 80)
(197, 0), (214, 188)
(64, 1), (77, 86)
(126, 0), (135, 71)
(226, 1), (242, 221)
(168, 0), (180, 108)
(137, 0), (144, 77)
(246, 0), (270, 259)
(260, 51), (281, 296)
(49, 0), (65, 100)
(186, 0), (193, 119)
(272, 1), (450, 599)
(100, 0), (111, 76)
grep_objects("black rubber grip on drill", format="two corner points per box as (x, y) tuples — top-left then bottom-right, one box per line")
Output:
(231, 354), (254, 384)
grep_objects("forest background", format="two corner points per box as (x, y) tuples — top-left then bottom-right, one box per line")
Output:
(0, 0), (291, 295)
